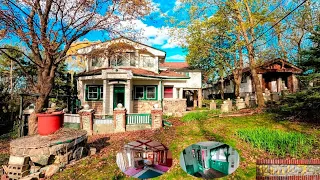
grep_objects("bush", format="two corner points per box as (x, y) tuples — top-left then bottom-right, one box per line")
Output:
(181, 110), (221, 122)
(181, 111), (210, 122)
(237, 128), (314, 157)
(270, 86), (320, 122)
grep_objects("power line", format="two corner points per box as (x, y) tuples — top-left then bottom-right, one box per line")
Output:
(247, 0), (308, 46)
(247, 0), (287, 33)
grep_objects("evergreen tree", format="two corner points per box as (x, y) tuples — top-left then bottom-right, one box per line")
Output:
(300, 26), (320, 73)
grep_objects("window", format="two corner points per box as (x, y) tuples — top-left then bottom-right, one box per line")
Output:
(164, 87), (173, 98)
(92, 57), (103, 67)
(86, 85), (103, 101)
(146, 86), (156, 99)
(110, 53), (131, 67)
(241, 75), (248, 83)
(134, 86), (158, 100)
(135, 86), (144, 99)
(141, 55), (154, 67)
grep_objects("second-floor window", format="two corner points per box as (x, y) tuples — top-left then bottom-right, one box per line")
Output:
(110, 53), (135, 67)
(92, 57), (103, 67)
(141, 55), (154, 68)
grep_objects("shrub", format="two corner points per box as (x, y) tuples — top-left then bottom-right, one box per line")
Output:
(237, 128), (314, 157)
(269, 86), (320, 122)
(181, 110), (221, 122)
(181, 111), (210, 122)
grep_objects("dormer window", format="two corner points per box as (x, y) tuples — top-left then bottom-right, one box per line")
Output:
(110, 53), (134, 67)
(141, 55), (154, 67)
(92, 57), (103, 67)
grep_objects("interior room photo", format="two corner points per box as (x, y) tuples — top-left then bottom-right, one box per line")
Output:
(116, 140), (172, 179)
(180, 141), (240, 179)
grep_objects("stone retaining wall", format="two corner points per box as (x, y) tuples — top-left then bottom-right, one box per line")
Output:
(133, 100), (160, 113)
(93, 124), (114, 134)
(163, 99), (187, 117)
(126, 124), (152, 131)
(257, 159), (320, 179)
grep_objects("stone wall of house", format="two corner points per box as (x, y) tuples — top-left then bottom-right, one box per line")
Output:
(163, 99), (187, 117)
(256, 159), (320, 178)
(133, 100), (160, 113)
(86, 101), (103, 114)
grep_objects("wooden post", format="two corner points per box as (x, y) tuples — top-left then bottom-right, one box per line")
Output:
(198, 88), (202, 108)
(193, 90), (197, 108)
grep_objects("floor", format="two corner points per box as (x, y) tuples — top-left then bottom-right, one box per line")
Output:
(195, 168), (227, 179)
(133, 167), (164, 179)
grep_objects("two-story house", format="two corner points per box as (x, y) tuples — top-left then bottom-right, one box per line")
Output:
(75, 37), (202, 116)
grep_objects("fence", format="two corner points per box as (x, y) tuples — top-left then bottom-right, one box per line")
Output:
(126, 113), (151, 125)
(63, 114), (80, 129)
(94, 114), (113, 124)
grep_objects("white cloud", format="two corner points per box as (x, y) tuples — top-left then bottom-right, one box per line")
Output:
(173, 0), (182, 12)
(118, 19), (187, 49)
(167, 54), (186, 61)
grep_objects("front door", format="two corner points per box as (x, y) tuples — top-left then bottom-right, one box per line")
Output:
(113, 86), (125, 109)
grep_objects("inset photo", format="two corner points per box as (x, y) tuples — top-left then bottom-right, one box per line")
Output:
(180, 141), (240, 179)
(116, 140), (172, 179)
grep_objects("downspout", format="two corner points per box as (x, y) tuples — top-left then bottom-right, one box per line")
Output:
(160, 78), (163, 109)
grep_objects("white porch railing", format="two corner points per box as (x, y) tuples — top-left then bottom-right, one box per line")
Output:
(126, 113), (151, 125)
(64, 114), (80, 123)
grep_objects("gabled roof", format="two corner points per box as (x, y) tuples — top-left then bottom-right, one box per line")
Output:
(243, 58), (303, 74)
(159, 62), (189, 69)
(77, 37), (166, 57)
(76, 67), (189, 79)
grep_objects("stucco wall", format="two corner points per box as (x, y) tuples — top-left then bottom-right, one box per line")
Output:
(185, 71), (202, 89)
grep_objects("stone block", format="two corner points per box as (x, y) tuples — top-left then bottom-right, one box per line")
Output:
(8, 156), (29, 166)
(45, 164), (60, 177)
(221, 101), (229, 113)
(29, 166), (41, 174)
(89, 147), (97, 156)
(30, 155), (50, 166)
(209, 101), (216, 110)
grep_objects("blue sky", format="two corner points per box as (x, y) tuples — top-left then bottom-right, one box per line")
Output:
(79, 0), (187, 62)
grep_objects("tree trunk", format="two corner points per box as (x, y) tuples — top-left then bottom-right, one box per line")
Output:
(248, 48), (264, 107)
(220, 78), (224, 100)
(233, 78), (241, 97)
(28, 64), (56, 135)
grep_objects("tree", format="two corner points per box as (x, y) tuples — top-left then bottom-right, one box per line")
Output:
(0, 0), (151, 135)
(300, 25), (320, 73)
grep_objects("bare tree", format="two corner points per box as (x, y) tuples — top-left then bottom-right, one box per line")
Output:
(0, 0), (151, 135)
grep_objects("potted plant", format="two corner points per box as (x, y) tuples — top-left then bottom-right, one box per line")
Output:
(36, 99), (64, 135)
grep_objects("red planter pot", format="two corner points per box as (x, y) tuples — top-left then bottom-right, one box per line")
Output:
(36, 112), (64, 135)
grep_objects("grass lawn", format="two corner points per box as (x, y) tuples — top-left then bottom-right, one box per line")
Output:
(1, 112), (319, 179)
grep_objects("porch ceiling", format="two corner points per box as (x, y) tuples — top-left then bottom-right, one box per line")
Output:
(124, 140), (167, 152)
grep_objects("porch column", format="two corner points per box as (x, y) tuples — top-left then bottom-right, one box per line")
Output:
(277, 77), (282, 92)
(292, 74), (298, 92)
(179, 88), (183, 99)
(109, 85), (114, 115)
(198, 88), (202, 108)
(193, 90), (197, 108)
(102, 79), (108, 115)
(125, 80), (131, 113)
